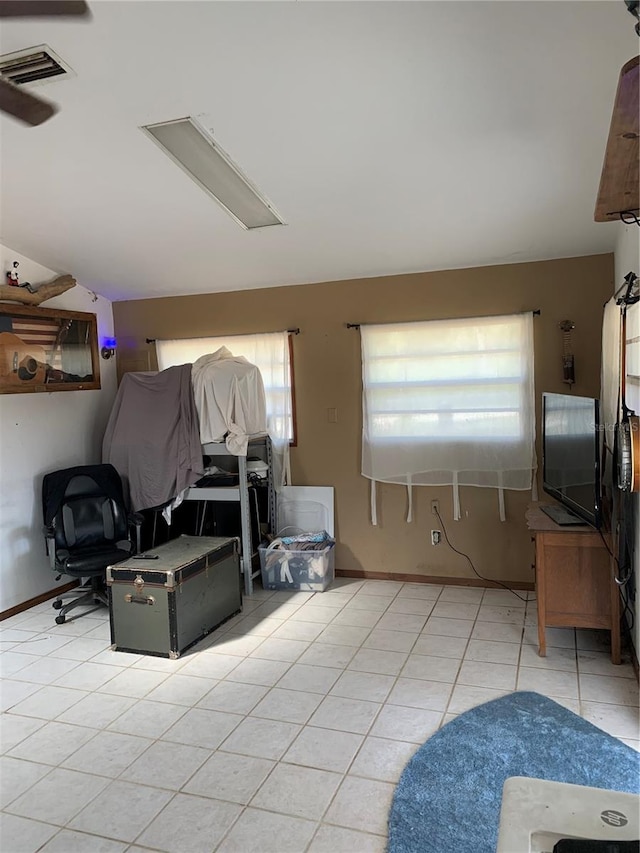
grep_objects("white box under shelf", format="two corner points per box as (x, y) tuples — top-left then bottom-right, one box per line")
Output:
(184, 487), (241, 502)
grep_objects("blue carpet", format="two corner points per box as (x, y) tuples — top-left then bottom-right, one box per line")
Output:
(387, 691), (640, 853)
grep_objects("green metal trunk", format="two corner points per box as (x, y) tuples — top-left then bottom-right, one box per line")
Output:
(106, 535), (241, 659)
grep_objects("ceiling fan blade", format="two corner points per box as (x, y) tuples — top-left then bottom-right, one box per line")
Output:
(0, 77), (57, 125)
(0, 1), (89, 17)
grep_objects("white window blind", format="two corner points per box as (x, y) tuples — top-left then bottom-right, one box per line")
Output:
(361, 312), (536, 521)
(156, 331), (293, 486)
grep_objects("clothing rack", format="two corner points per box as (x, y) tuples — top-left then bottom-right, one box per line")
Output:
(183, 436), (275, 595)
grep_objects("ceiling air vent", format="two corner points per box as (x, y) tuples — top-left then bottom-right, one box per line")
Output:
(0, 45), (75, 87)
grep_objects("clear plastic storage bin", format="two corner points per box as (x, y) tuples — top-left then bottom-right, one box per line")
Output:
(259, 537), (335, 592)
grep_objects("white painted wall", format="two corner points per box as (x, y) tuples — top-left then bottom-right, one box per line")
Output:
(613, 223), (640, 660)
(0, 245), (117, 612)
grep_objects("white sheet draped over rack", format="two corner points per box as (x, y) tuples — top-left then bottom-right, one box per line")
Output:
(191, 347), (268, 455)
(102, 349), (271, 517)
(157, 334), (292, 489)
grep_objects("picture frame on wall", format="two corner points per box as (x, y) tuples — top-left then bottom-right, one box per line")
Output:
(0, 304), (100, 394)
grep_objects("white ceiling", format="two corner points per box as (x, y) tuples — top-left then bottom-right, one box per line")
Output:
(0, 1), (636, 302)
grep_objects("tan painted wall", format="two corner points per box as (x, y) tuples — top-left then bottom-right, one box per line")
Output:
(113, 254), (614, 584)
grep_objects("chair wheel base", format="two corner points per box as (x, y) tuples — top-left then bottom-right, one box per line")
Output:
(55, 615), (66, 625)
(52, 600), (63, 610)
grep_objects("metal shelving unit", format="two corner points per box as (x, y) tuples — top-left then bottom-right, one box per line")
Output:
(183, 436), (274, 595)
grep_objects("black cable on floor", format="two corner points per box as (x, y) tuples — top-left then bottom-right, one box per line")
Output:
(434, 508), (529, 604)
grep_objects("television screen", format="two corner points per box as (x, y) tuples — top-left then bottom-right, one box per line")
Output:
(542, 392), (601, 528)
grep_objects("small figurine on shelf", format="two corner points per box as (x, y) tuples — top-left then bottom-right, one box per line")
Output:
(5, 261), (35, 292)
(6, 261), (19, 286)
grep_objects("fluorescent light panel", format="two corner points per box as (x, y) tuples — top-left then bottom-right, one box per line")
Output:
(141, 117), (284, 230)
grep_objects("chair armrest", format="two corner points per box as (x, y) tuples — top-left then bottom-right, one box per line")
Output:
(43, 526), (56, 570)
(128, 512), (144, 555)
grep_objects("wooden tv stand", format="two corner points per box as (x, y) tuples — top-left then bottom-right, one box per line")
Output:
(526, 503), (621, 664)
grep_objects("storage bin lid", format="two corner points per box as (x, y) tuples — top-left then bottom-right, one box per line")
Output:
(277, 500), (330, 535)
(277, 486), (334, 536)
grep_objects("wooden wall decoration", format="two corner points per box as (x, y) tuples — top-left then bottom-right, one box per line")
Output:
(595, 55), (640, 223)
(0, 274), (76, 306)
(559, 319), (576, 385)
(0, 303), (100, 393)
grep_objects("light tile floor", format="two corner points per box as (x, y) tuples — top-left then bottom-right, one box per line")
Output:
(1, 577), (638, 853)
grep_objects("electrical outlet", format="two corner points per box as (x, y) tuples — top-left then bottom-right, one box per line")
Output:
(431, 500), (439, 516)
(431, 529), (441, 546)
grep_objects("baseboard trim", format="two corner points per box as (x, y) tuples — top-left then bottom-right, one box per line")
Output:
(0, 580), (80, 621)
(335, 569), (534, 591)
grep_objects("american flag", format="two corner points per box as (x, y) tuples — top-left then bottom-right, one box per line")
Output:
(10, 317), (65, 367)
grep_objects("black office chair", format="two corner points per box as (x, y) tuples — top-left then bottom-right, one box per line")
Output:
(43, 463), (141, 625)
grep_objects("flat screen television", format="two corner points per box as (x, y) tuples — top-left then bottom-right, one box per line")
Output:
(542, 392), (601, 529)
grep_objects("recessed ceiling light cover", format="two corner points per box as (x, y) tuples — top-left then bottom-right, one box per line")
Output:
(141, 117), (285, 230)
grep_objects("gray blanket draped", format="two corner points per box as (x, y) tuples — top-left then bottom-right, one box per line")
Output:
(102, 365), (203, 512)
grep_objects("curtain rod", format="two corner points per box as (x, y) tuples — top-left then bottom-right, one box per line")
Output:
(614, 271), (639, 306)
(145, 328), (300, 344)
(346, 310), (541, 330)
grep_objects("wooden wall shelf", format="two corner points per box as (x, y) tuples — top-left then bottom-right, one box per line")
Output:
(594, 55), (639, 223)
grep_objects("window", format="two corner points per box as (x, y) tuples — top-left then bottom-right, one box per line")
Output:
(361, 313), (536, 520)
(156, 331), (295, 443)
